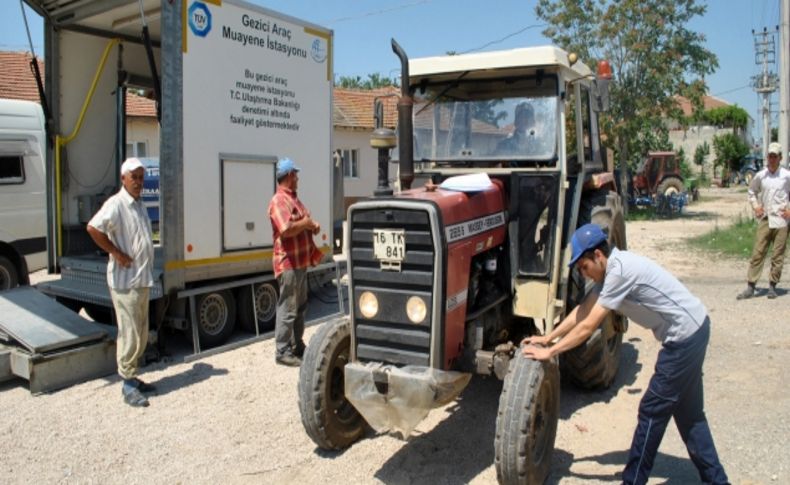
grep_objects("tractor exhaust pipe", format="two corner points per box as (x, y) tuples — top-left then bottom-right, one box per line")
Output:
(391, 39), (414, 190)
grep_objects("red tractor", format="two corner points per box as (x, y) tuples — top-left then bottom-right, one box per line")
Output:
(299, 40), (627, 484)
(632, 151), (686, 198)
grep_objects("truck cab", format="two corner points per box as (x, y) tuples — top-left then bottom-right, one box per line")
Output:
(0, 99), (47, 289)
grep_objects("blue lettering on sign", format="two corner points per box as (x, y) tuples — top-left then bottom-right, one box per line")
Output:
(188, 1), (212, 38)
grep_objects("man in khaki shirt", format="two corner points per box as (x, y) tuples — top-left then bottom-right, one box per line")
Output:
(737, 142), (790, 300)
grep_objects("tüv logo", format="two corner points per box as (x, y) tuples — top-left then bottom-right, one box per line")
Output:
(188, 1), (212, 37)
(310, 38), (327, 63)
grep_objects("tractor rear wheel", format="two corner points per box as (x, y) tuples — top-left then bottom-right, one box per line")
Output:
(657, 176), (684, 197)
(494, 355), (560, 484)
(298, 316), (366, 450)
(563, 191), (627, 390)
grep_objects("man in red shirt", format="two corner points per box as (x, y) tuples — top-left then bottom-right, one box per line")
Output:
(268, 158), (322, 366)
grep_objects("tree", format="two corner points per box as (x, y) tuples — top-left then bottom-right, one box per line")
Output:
(535, 0), (718, 194)
(337, 73), (398, 90)
(693, 141), (710, 181)
(712, 132), (749, 178)
(702, 105), (749, 133)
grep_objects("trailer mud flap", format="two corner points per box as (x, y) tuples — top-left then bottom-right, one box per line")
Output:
(344, 362), (471, 438)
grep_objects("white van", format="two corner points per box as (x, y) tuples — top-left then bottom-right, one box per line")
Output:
(0, 99), (47, 289)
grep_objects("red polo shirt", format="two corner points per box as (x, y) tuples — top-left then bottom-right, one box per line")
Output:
(268, 185), (322, 276)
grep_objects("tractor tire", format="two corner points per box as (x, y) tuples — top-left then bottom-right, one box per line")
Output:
(238, 281), (278, 333)
(743, 170), (755, 185)
(0, 255), (19, 290)
(657, 176), (684, 197)
(563, 191), (628, 390)
(494, 355), (560, 485)
(298, 316), (366, 450)
(194, 289), (237, 347)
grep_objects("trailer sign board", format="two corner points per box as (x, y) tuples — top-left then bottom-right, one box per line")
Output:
(183, 0), (332, 260)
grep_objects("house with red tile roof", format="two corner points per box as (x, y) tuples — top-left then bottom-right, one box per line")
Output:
(0, 50), (160, 158)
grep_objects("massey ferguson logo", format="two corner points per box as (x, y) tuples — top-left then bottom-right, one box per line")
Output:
(445, 212), (505, 243)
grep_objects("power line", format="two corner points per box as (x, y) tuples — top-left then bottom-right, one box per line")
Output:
(712, 84), (751, 97)
(324, 0), (433, 24)
(460, 23), (547, 55)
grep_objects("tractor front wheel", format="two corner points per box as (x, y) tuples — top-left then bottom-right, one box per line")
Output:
(495, 355), (560, 484)
(657, 176), (684, 197)
(298, 316), (366, 450)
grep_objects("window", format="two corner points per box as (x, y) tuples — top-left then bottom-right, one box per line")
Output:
(126, 141), (147, 158)
(341, 148), (359, 178)
(0, 155), (25, 184)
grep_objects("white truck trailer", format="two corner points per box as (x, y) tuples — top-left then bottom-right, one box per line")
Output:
(19, 0), (336, 352)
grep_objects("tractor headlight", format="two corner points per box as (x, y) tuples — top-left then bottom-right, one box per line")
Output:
(406, 296), (427, 324)
(359, 291), (379, 319)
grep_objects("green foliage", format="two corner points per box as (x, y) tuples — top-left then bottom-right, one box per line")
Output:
(771, 127), (778, 142)
(693, 141), (710, 166)
(712, 132), (750, 171)
(688, 215), (756, 258)
(337, 73), (398, 90)
(701, 105), (749, 130)
(536, 0), (718, 170)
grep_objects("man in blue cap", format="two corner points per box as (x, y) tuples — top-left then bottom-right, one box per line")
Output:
(268, 157), (322, 366)
(522, 223), (728, 485)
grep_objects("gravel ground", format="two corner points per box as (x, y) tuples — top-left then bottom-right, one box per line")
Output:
(1, 187), (787, 484)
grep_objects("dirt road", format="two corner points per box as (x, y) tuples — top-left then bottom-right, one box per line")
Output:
(1, 188), (787, 484)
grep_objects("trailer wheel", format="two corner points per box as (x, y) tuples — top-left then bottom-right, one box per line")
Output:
(0, 255), (19, 290)
(195, 289), (236, 347)
(238, 281), (278, 333)
(298, 316), (366, 450)
(563, 191), (627, 390)
(494, 355), (560, 485)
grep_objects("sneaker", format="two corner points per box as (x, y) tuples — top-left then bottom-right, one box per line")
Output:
(767, 285), (778, 299)
(275, 353), (301, 367)
(736, 286), (755, 300)
(123, 388), (150, 407)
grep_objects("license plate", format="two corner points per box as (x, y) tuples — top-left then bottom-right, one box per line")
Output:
(373, 228), (405, 262)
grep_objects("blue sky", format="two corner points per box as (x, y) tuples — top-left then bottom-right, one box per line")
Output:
(1, 0), (781, 140)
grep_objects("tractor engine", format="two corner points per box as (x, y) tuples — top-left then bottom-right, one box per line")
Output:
(343, 177), (507, 436)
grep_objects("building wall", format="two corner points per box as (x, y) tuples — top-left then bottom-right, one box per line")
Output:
(126, 117), (159, 157)
(669, 125), (748, 181)
(334, 128), (391, 209)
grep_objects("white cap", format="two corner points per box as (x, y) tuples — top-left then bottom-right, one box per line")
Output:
(120, 157), (144, 175)
(768, 142), (782, 156)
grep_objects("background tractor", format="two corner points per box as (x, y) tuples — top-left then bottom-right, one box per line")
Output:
(299, 40), (627, 484)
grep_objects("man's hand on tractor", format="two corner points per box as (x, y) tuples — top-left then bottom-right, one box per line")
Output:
(521, 334), (550, 347)
(522, 343), (552, 361)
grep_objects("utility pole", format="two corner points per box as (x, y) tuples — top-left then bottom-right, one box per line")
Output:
(781, 0), (790, 164)
(752, 26), (779, 161)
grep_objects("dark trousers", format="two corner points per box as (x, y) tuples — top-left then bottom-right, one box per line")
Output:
(275, 268), (308, 357)
(622, 319), (729, 485)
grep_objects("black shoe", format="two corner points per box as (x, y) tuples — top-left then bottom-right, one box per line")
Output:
(276, 353), (301, 367)
(736, 286), (755, 300)
(293, 341), (307, 358)
(767, 285), (778, 299)
(133, 378), (157, 393)
(123, 388), (150, 407)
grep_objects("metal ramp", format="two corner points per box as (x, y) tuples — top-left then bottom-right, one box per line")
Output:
(0, 287), (117, 394)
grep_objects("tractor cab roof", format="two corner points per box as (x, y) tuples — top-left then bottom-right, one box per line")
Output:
(408, 46), (593, 85)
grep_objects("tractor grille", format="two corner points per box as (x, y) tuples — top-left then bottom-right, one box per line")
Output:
(349, 206), (437, 366)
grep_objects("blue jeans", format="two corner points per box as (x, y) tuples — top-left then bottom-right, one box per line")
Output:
(622, 318), (729, 484)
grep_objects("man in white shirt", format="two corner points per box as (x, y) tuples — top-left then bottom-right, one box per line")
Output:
(87, 157), (156, 407)
(736, 142), (790, 300)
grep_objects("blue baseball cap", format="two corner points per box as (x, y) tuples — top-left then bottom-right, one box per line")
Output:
(568, 223), (607, 267)
(276, 157), (300, 179)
